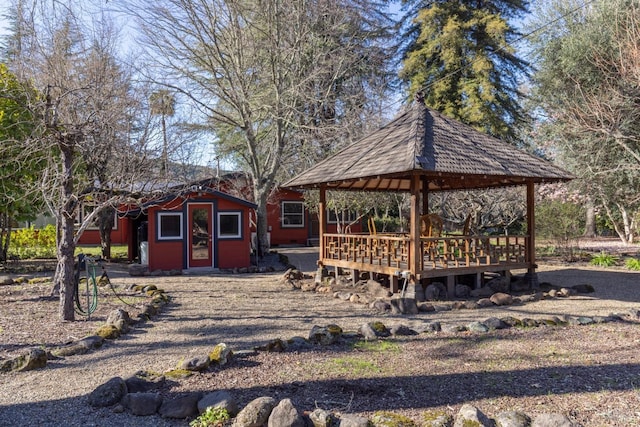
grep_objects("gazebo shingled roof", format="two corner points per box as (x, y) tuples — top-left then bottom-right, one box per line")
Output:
(283, 101), (573, 191)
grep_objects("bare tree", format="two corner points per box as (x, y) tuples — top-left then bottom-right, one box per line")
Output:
(5, 0), (161, 320)
(125, 0), (394, 256)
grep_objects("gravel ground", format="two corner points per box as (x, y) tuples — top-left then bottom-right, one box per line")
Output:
(1, 246), (640, 426)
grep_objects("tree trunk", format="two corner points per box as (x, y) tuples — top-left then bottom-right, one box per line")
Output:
(254, 188), (270, 258)
(583, 198), (596, 237)
(98, 206), (115, 259)
(0, 213), (10, 262)
(55, 140), (78, 321)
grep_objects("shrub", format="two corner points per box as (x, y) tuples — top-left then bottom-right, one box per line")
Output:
(8, 225), (56, 259)
(189, 407), (230, 427)
(589, 252), (617, 267)
(625, 258), (640, 271)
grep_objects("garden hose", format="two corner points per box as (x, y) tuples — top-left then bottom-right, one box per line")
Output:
(73, 255), (99, 318)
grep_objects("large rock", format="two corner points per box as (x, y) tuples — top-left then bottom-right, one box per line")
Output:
(0, 275), (13, 285)
(532, 413), (580, 427)
(338, 414), (370, 427)
(198, 390), (239, 416)
(366, 279), (391, 298)
(490, 292), (513, 306)
(453, 404), (492, 427)
(123, 392), (163, 416)
(50, 335), (104, 357)
(88, 377), (127, 408)
(494, 410), (531, 427)
(209, 343), (233, 365)
(424, 283), (446, 301)
(309, 324), (343, 345)
(124, 375), (165, 393)
(106, 308), (133, 333)
(487, 276), (510, 293)
(267, 398), (305, 427)
(390, 297), (419, 315)
(359, 321), (390, 340)
(0, 348), (47, 373)
(233, 396), (276, 427)
(159, 392), (202, 418)
(308, 408), (335, 427)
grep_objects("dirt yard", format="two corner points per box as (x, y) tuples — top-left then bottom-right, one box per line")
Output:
(1, 245), (640, 426)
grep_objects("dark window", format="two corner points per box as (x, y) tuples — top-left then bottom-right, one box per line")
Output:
(219, 212), (241, 238)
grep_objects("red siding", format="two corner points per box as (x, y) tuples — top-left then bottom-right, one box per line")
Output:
(77, 217), (130, 246)
(147, 200), (184, 271)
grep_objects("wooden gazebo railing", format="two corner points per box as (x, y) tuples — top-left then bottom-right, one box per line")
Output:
(321, 232), (530, 294)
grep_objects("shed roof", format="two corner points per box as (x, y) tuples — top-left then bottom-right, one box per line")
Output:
(283, 101), (573, 192)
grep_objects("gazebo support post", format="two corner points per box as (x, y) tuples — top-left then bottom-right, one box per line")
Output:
(319, 185), (327, 278)
(526, 181), (539, 289)
(409, 175), (421, 287)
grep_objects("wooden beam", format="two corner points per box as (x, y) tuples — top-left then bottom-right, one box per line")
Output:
(319, 185), (326, 267)
(526, 181), (536, 273)
(410, 175), (421, 280)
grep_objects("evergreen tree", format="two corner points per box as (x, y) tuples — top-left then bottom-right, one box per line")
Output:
(399, 0), (529, 142)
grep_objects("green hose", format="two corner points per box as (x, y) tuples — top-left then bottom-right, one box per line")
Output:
(74, 256), (99, 318)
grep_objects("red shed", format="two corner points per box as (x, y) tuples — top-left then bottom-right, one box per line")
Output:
(142, 188), (256, 272)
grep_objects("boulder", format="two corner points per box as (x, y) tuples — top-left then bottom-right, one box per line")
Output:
(487, 276), (510, 293)
(0, 348), (47, 373)
(209, 343), (233, 365)
(267, 398), (305, 427)
(88, 377), (127, 408)
(366, 279), (391, 298)
(390, 297), (419, 315)
(532, 413), (580, 427)
(124, 375), (165, 393)
(308, 408), (335, 427)
(494, 410), (531, 427)
(123, 392), (163, 416)
(483, 317), (508, 330)
(455, 284), (471, 298)
(159, 392), (203, 418)
(0, 275), (13, 285)
(50, 335), (104, 357)
(233, 396), (277, 427)
(424, 283), (446, 301)
(180, 356), (211, 372)
(309, 324), (343, 345)
(453, 404), (492, 427)
(390, 324), (418, 336)
(338, 414), (370, 427)
(371, 300), (391, 312)
(106, 308), (133, 333)
(490, 292), (513, 306)
(198, 390), (239, 416)
(470, 286), (494, 298)
(466, 321), (489, 333)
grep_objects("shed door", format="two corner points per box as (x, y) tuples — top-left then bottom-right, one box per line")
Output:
(188, 203), (213, 268)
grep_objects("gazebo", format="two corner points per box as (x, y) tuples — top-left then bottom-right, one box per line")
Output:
(283, 98), (573, 297)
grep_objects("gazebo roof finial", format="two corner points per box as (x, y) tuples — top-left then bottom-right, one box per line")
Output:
(414, 90), (425, 105)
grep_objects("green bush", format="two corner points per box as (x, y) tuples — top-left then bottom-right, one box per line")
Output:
(189, 407), (230, 427)
(625, 258), (640, 271)
(590, 252), (617, 267)
(8, 225), (56, 259)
